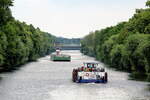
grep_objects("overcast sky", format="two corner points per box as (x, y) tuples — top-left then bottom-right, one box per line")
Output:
(11, 0), (147, 38)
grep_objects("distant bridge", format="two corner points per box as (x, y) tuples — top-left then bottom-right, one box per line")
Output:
(54, 44), (81, 50)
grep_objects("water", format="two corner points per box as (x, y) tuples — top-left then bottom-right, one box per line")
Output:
(0, 50), (150, 100)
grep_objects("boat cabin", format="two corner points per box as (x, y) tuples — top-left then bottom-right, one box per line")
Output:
(83, 62), (99, 68)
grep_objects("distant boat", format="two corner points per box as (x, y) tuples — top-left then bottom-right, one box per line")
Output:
(50, 48), (71, 61)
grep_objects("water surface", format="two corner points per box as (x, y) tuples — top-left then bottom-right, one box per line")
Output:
(0, 50), (150, 100)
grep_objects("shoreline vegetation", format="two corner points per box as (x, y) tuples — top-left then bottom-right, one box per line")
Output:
(81, 0), (150, 82)
(0, 0), (55, 72)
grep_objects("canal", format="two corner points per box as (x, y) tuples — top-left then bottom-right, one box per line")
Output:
(0, 50), (150, 100)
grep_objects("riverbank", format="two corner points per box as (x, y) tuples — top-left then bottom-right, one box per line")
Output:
(0, 51), (55, 73)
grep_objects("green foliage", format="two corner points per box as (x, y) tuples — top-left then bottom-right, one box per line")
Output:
(125, 34), (150, 72)
(146, 0), (150, 7)
(102, 35), (119, 62)
(110, 45), (124, 69)
(81, 0), (150, 81)
(0, 31), (7, 66)
(0, 20), (55, 70)
(81, 32), (95, 56)
(0, 0), (13, 26)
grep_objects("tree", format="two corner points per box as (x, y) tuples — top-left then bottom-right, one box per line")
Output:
(146, 0), (150, 7)
(0, 31), (7, 67)
(0, 0), (13, 26)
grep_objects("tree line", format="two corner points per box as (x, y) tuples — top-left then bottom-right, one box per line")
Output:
(81, 0), (150, 81)
(56, 37), (81, 45)
(0, 0), (55, 71)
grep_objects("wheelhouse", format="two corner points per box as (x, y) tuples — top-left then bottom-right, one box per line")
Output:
(83, 62), (99, 68)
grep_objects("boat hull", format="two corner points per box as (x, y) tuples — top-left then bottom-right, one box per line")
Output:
(77, 79), (107, 83)
(51, 54), (71, 61)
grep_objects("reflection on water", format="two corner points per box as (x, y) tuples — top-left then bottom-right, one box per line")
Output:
(0, 50), (150, 100)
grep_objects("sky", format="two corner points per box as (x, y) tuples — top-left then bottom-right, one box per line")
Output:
(11, 0), (147, 38)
